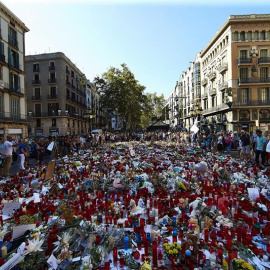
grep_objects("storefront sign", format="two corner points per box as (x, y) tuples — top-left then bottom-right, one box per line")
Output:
(8, 129), (22, 134)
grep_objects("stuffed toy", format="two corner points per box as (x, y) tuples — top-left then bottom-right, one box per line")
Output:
(194, 161), (208, 173)
(188, 218), (200, 237)
(189, 197), (206, 217)
(181, 234), (199, 263)
(204, 216), (214, 231)
(80, 256), (93, 270)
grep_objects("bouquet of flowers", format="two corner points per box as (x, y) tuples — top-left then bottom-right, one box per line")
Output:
(231, 258), (255, 270)
(163, 242), (181, 259)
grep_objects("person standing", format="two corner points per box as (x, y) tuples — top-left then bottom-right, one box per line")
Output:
(0, 137), (8, 177)
(255, 129), (267, 166)
(240, 130), (251, 161)
(18, 139), (27, 171)
(2, 135), (18, 177)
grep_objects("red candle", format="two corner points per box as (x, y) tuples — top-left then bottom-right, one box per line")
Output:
(113, 247), (118, 261)
(204, 229), (209, 242)
(152, 241), (157, 266)
(144, 241), (149, 256)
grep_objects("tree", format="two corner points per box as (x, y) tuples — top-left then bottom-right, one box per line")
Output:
(94, 63), (146, 130)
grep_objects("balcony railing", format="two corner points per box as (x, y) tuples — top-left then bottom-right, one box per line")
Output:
(218, 62), (228, 73)
(202, 78), (208, 86)
(71, 85), (75, 89)
(238, 58), (252, 65)
(239, 77), (270, 84)
(66, 80), (71, 86)
(32, 95), (42, 100)
(33, 67), (40, 72)
(9, 62), (22, 72)
(233, 100), (270, 106)
(66, 69), (70, 74)
(49, 66), (55, 70)
(8, 36), (18, 49)
(208, 72), (216, 80)
(209, 88), (217, 96)
(258, 57), (270, 64)
(0, 112), (27, 121)
(202, 93), (208, 99)
(32, 79), (41, 84)
(218, 82), (228, 91)
(0, 54), (5, 64)
(10, 87), (23, 94)
(203, 103), (229, 114)
(47, 94), (58, 99)
(48, 78), (57, 84)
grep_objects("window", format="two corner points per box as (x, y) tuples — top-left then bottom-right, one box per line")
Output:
(260, 67), (268, 78)
(50, 87), (56, 97)
(9, 28), (17, 47)
(49, 61), (55, 67)
(259, 88), (269, 103)
(48, 103), (59, 115)
(8, 48), (19, 69)
(34, 88), (40, 97)
(260, 49), (268, 58)
(34, 74), (39, 81)
(240, 68), (248, 79)
(0, 42), (4, 57)
(9, 72), (21, 91)
(10, 98), (19, 116)
(261, 30), (266, 41)
(211, 96), (215, 107)
(36, 119), (41, 128)
(240, 50), (248, 59)
(52, 118), (56, 127)
(50, 72), (56, 80)
(66, 89), (70, 97)
(33, 63), (39, 72)
(71, 70), (74, 78)
(35, 104), (41, 116)
(240, 31), (245, 41)
(0, 95), (3, 114)
(238, 88), (249, 104)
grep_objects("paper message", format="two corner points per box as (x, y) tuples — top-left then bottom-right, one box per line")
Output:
(247, 188), (260, 201)
(2, 201), (20, 217)
(12, 224), (36, 240)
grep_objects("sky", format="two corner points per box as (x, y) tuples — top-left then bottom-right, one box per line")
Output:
(2, 0), (270, 98)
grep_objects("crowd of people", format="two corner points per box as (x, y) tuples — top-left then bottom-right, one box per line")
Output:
(0, 128), (270, 178)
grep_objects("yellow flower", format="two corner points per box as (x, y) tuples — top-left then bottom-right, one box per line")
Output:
(32, 233), (38, 239)
(173, 249), (178, 254)
(168, 250), (173, 255)
(176, 244), (181, 250)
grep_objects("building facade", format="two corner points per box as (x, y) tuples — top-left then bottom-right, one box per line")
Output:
(0, 2), (29, 139)
(174, 14), (270, 133)
(25, 52), (88, 136)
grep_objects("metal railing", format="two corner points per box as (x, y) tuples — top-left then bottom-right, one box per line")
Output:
(49, 66), (55, 70)
(203, 103), (229, 114)
(0, 54), (5, 63)
(239, 77), (270, 84)
(8, 36), (18, 48)
(238, 58), (252, 65)
(258, 57), (270, 64)
(233, 100), (270, 106)
(0, 112), (27, 121)
(32, 95), (42, 100)
(47, 94), (58, 99)
(209, 88), (217, 96)
(48, 78), (57, 83)
(32, 79), (41, 84)
(218, 62), (228, 73)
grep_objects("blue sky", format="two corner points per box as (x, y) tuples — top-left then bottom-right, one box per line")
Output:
(2, 0), (270, 98)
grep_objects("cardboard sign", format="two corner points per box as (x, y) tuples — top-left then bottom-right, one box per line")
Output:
(12, 224), (36, 239)
(2, 201), (20, 217)
(44, 161), (56, 180)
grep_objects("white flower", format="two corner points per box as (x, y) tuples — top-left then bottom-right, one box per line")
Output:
(25, 236), (44, 254)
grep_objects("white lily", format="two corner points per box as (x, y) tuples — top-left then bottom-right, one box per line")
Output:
(25, 236), (44, 254)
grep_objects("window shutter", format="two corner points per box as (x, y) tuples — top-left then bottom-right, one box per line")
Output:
(0, 42), (4, 55)
(18, 76), (21, 92)
(247, 88), (251, 102)
(15, 52), (19, 67)
(9, 72), (13, 89)
(8, 47), (11, 65)
(258, 87), (261, 101)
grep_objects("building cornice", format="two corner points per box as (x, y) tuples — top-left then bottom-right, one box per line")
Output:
(201, 14), (270, 57)
(0, 2), (29, 32)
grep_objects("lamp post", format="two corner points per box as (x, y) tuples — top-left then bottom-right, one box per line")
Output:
(28, 110), (33, 136)
(83, 108), (95, 134)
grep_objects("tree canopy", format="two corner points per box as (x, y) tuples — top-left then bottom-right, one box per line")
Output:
(94, 63), (165, 130)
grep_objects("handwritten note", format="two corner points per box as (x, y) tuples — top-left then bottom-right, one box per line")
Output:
(2, 201), (20, 217)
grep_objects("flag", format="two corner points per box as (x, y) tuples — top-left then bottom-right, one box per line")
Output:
(80, 77), (87, 86)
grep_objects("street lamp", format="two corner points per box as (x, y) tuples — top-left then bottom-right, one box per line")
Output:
(83, 108), (95, 134)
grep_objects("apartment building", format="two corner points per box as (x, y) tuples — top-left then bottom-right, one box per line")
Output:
(25, 52), (88, 136)
(0, 2), (29, 139)
(176, 14), (270, 133)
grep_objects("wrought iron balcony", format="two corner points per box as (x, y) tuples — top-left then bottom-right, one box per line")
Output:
(203, 103), (229, 115)
(10, 87), (23, 94)
(239, 77), (270, 84)
(47, 94), (58, 99)
(238, 58), (252, 65)
(32, 95), (42, 100)
(8, 36), (18, 49)
(209, 88), (217, 96)
(0, 112), (27, 121)
(66, 80), (71, 86)
(208, 72), (216, 81)
(66, 69), (70, 74)
(32, 79), (41, 84)
(48, 78), (57, 84)
(233, 100), (270, 106)
(49, 66), (55, 70)
(258, 57), (270, 64)
(0, 54), (5, 64)
(8, 62), (22, 72)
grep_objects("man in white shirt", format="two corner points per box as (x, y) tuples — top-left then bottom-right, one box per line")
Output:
(2, 135), (18, 177)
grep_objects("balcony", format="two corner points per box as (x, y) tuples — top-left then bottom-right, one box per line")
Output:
(71, 85), (75, 89)
(49, 66), (55, 71)
(239, 77), (270, 85)
(0, 54), (6, 64)
(8, 36), (18, 49)
(238, 58), (252, 65)
(218, 62), (228, 73)
(203, 103), (229, 115)
(47, 94), (58, 99)
(202, 78), (208, 86)
(10, 87), (23, 94)
(208, 72), (216, 81)
(66, 69), (70, 74)
(9, 62), (22, 72)
(66, 80), (71, 86)
(32, 79), (41, 85)
(0, 112), (27, 122)
(233, 100), (270, 107)
(32, 95), (42, 100)
(258, 57), (270, 64)
(202, 93), (208, 99)
(218, 82), (228, 92)
(48, 78), (57, 84)
(209, 88), (217, 96)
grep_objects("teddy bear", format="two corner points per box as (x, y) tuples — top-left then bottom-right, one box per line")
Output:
(189, 197), (206, 218)
(181, 234), (200, 264)
(80, 256), (93, 270)
(188, 218), (200, 237)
